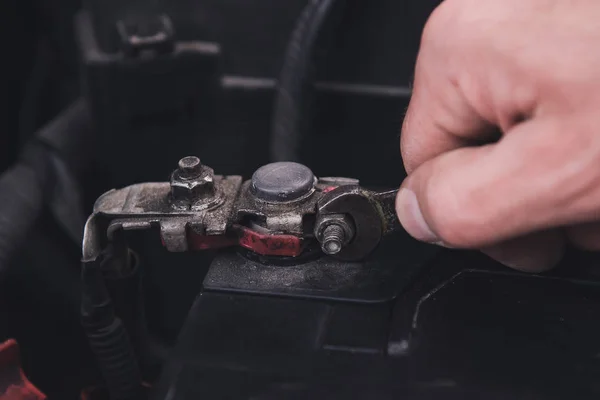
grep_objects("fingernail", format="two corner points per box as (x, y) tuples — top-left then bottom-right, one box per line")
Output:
(396, 188), (440, 243)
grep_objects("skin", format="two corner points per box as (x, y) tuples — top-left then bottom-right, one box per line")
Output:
(396, 0), (600, 272)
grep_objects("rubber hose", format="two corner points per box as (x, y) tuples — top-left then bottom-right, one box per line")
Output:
(0, 99), (91, 280)
(38, 98), (93, 178)
(0, 162), (48, 280)
(270, 0), (341, 162)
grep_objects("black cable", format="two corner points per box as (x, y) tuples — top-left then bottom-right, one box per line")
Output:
(0, 99), (91, 280)
(81, 254), (145, 400)
(0, 152), (50, 281)
(105, 251), (169, 382)
(270, 0), (345, 162)
(39, 98), (93, 245)
(37, 98), (94, 178)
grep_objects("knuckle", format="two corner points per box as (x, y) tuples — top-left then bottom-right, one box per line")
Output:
(420, 8), (444, 49)
(421, 0), (482, 56)
(421, 0), (460, 48)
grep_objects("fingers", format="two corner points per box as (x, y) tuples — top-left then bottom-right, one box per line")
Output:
(566, 222), (600, 251)
(396, 115), (600, 249)
(398, 0), (600, 272)
(401, 11), (494, 174)
(401, 0), (513, 174)
(401, 51), (493, 174)
(481, 230), (565, 273)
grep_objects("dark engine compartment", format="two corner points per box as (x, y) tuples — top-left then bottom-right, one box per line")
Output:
(2, 0), (600, 399)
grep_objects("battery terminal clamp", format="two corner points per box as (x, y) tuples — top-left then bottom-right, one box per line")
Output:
(83, 156), (401, 263)
(80, 156), (407, 399)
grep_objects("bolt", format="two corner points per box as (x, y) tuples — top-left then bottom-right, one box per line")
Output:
(315, 214), (355, 256)
(178, 156), (202, 179)
(321, 224), (346, 255)
(170, 156), (215, 208)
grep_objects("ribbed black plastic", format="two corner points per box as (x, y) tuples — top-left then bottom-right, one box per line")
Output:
(86, 318), (145, 400)
(106, 257), (168, 382)
(82, 259), (146, 400)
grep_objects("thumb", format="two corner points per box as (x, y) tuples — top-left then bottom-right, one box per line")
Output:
(396, 115), (599, 248)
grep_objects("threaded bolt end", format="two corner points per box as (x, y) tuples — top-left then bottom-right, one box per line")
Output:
(321, 224), (345, 255)
(178, 156), (202, 179)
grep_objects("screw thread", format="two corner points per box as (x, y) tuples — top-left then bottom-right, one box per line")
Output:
(321, 224), (345, 255)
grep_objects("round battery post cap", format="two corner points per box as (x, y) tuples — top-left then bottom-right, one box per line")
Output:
(251, 162), (315, 202)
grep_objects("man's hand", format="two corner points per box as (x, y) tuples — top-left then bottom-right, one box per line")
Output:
(397, 0), (600, 272)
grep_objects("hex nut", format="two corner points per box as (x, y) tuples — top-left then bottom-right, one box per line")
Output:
(314, 214), (355, 247)
(170, 165), (215, 204)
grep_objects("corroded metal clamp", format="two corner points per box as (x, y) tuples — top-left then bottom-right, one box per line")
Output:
(83, 156), (401, 263)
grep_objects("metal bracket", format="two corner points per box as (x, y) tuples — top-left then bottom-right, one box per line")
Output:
(83, 176), (243, 257)
(82, 160), (403, 263)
